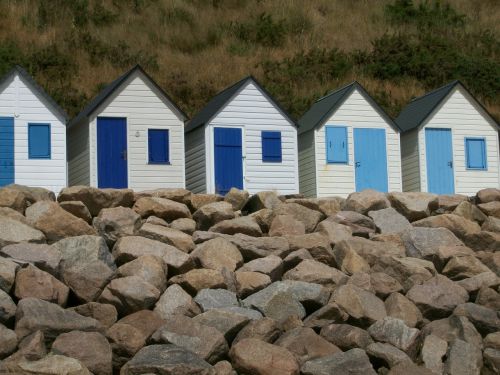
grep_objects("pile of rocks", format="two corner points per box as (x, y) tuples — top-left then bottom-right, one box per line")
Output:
(0, 184), (499, 375)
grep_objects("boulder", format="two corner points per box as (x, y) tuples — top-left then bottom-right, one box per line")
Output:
(475, 286), (500, 310)
(68, 302), (117, 329)
(14, 265), (69, 306)
(0, 289), (16, 325)
(412, 214), (481, 240)
(283, 249), (313, 271)
(59, 201), (92, 223)
(0, 257), (19, 293)
(428, 194), (468, 213)
(442, 254), (491, 280)
(120, 344), (213, 375)
(224, 188), (249, 211)
(453, 302), (500, 335)
(478, 201), (500, 218)
(5, 329), (46, 362)
(98, 276), (160, 316)
(145, 215), (169, 226)
(419, 334), (447, 374)
(269, 215), (306, 237)
(138, 223), (195, 253)
(233, 317), (281, 345)
(193, 202), (235, 230)
(370, 272), (403, 298)
(368, 207), (411, 234)
(320, 324), (373, 350)
(482, 216), (500, 232)
(0, 206), (28, 223)
(333, 241), (370, 275)
(367, 317), (419, 353)
(283, 259), (347, 287)
(194, 289), (239, 312)
(384, 293), (423, 328)
(0, 243), (61, 276)
(344, 190), (390, 215)
(478, 252), (500, 276)
(15, 298), (102, 341)
(387, 192), (436, 221)
(150, 314), (228, 364)
(483, 348), (500, 375)
(57, 186), (134, 216)
(273, 202), (323, 233)
(386, 361), (435, 374)
(235, 271), (271, 297)
(0, 185), (35, 213)
(191, 237), (243, 271)
(484, 332), (500, 350)
(239, 255), (284, 281)
(51, 331), (112, 375)
(444, 339), (481, 375)
(463, 230), (500, 252)
(190, 193), (223, 211)
(116, 255), (167, 292)
(242, 287), (305, 322)
(135, 188), (192, 206)
(372, 256), (435, 292)
(406, 275), (468, 319)
(0, 217), (46, 248)
(335, 237), (404, 267)
(133, 197), (191, 221)
(92, 207), (141, 245)
(245, 191), (282, 212)
(0, 324), (17, 358)
(154, 284), (201, 319)
(26, 201), (96, 242)
(209, 216), (262, 236)
(112, 236), (193, 275)
(15, 354), (91, 375)
(192, 308), (251, 343)
(366, 342), (412, 368)
(169, 269), (227, 295)
(250, 208), (275, 233)
(229, 338), (299, 375)
(316, 220), (352, 246)
(453, 201), (487, 224)
(170, 217), (196, 234)
(477, 188), (500, 203)
(287, 233), (335, 265)
(301, 348), (376, 375)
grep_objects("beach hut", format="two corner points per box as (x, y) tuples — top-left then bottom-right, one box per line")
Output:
(67, 65), (187, 190)
(298, 81), (402, 198)
(185, 76), (299, 195)
(0, 66), (68, 192)
(397, 81), (500, 195)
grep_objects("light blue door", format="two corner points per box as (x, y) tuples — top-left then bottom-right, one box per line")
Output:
(353, 128), (388, 192)
(97, 117), (128, 188)
(425, 128), (454, 194)
(0, 117), (14, 187)
(214, 127), (243, 195)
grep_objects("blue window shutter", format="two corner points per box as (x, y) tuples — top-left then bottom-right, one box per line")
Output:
(148, 129), (169, 164)
(262, 131), (282, 162)
(28, 124), (51, 159)
(465, 138), (486, 170)
(326, 126), (348, 163)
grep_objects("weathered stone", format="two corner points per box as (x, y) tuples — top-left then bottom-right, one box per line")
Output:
(283, 249), (313, 271)
(169, 217), (196, 234)
(0, 324), (17, 358)
(116, 255), (167, 292)
(366, 342), (412, 368)
(5, 330), (46, 362)
(233, 317), (281, 345)
(145, 215), (169, 226)
(15, 298), (102, 341)
(0, 185), (35, 213)
(0, 289), (16, 325)
(428, 194), (468, 213)
(346, 272), (374, 293)
(245, 191), (282, 212)
(239, 255), (284, 281)
(14, 265), (69, 306)
(0, 257), (19, 293)
(136, 188), (192, 206)
(463, 230), (500, 252)
(133, 197), (191, 222)
(26, 201), (96, 242)
(0, 206), (28, 223)
(224, 188), (249, 211)
(333, 240), (370, 275)
(16, 354), (91, 375)
(453, 200), (487, 223)
(235, 271), (271, 298)
(139, 223), (195, 253)
(367, 317), (419, 353)
(112, 236), (193, 275)
(150, 314), (228, 364)
(93, 207), (141, 245)
(387, 192), (436, 221)
(412, 213), (481, 240)
(283, 259), (347, 287)
(482, 216), (500, 232)
(121, 344), (214, 375)
(154, 284), (201, 319)
(194, 289), (239, 312)
(331, 284), (386, 326)
(301, 348), (376, 375)
(0, 243), (61, 276)
(230, 338), (299, 375)
(444, 339), (481, 375)
(344, 190), (390, 215)
(169, 269), (227, 295)
(273, 202), (323, 233)
(209, 216), (262, 237)
(59, 201), (92, 223)
(370, 272), (403, 298)
(192, 308), (251, 343)
(478, 201), (500, 218)
(303, 302), (349, 330)
(384, 293), (423, 328)
(442, 254), (491, 280)
(483, 348), (500, 375)
(386, 361), (435, 375)
(453, 302), (500, 335)
(0, 217), (46, 248)
(69, 302), (117, 329)
(328, 211), (376, 237)
(337, 237), (404, 267)
(475, 286), (500, 310)
(51, 331), (112, 375)
(477, 188), (500, 203)
(434, 245), (475, 271)
(243, 287), (305, 322)
(98, 276), (160, 316)
(478, 251), (500, 276)
(315, 220), (352, 246)
(287, 233), (335, 265)
(191, 238), (242, 273)
(190, 194), (223, 211)
(193, 202), (235, 230)
(368, 207), (411, 234)
(269, 215), (306, 237)
(419, 334), (447, 375)
(213, 360), (235, 375)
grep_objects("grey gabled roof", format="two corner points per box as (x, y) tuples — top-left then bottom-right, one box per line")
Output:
(396, 80), (499, 132)
(298, 81), (400, 134)
(69, 65), (187, 127)
(0, 65), (68, 122)
(185, 75), (296, 133)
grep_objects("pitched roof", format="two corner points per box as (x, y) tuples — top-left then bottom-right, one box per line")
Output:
(185, 76), (296, 133)
(0, 65), (68, 122)
(396, 80), (499, 132)
(69, 65), (187, 127)
(298, 81), (400, 134)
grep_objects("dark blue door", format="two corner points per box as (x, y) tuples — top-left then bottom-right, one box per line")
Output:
(353, 128), (389, 192)
(425, 128), (454, 194)
(0, 117), (14, 187)
(97, 117), (128, 188)
(214, 127), (243, 195)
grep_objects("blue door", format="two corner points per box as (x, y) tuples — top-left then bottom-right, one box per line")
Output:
(353, 128), (389, 192)
(0, 117), (14, 187)
(97, 117), (128, 188)
(425, 128), (454, 194)
(214, 127), (243, 195)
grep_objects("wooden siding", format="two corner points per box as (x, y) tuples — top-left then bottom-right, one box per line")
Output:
(418, 88), (500, 195)
(205, 82), (299, 195)
(401, 128), (421, 192)
(88, 71), (185, 190)
(298, 129), (317, 197)
(314, 89), (402, 197)
(68, 121), (90, 186)
(0, 73), (67, 192)
(185, 126), (207, 193)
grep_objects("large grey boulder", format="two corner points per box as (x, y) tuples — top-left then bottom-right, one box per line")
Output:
(209, 216), (262, 237)
(92, 207), (141, 245)
(116, 255), (167, 293)
(412, 214), (481, 240)
(192, 308), (251, 343)
(316, 220), (352, 246)
(239, 255), (284, 281)
(444, 339), (481, 375)
(191, 237), (243, 271)
(283, 259), (347, 288)
(335, 237), (404, 267)
(154, 284), (201, 319)
(384, 292), (423, 328)
(133, 197), (191, 221)
(368, 207), (411, 234)
(0, 258), (19, 293)
(453, 302), (500, 335)
(273, 202), (323, 233)
(14, 354), (92, 375)
(419, 334), (447, 374)
(59, 201), (92, 223)
(224, 187), (249, 211)
(477, 188), (500, 203)
(0, 243), (61, 276)
(387, 192), (436, 221)
(193, 202), (235, 230)
(169, 269), (228, 295)
(0, 324), (17, 358)
(58, 186), (134, 216)
(232, 318), (281, 345)
(138, 223), (195, 253)
(194, 289), (239, 312)
(453, 201), (487, 224)
(301, 348), (376, 375)
(287, 233), (335, 265)
(269, 214), (306, 237)
(0, 217), (46, 248)
(320, 324), (373, 350)
(367, 317), (419, 353)
(0, 289), (16, 325)
(442, 254), (491, 280)
(329, 211), (376, 237)
(0, 185), (36, 213)
(69, 302), (117, 329)
(344, 190), (390, 215)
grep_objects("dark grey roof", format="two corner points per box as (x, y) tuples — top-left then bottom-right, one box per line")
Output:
(0, 65), (68, 122)
(298, 81), (400, 134)
(396, 80), (499, 132)
(69, 65), (187, 127)
(185, 76), (296, 133)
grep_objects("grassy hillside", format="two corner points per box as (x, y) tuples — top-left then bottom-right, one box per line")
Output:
(0, 0), (498, 121)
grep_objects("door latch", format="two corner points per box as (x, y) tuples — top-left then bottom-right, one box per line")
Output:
(355, 161), (361, 168)
(447, 161), (453, 168)
(121, 150), (127, 161)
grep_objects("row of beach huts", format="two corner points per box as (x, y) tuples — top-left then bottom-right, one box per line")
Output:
(0, 65), (499, 197)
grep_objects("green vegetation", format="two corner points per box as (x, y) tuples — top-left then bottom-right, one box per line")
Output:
(0, 0), (498, 119)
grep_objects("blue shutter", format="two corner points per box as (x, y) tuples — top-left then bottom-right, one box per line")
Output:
(465, 138), (487, 170)
(326, 126), (348, 163)
(28, 124), (51, 159)
(148, 129), (169, 164)
(262, 131), (282, 162)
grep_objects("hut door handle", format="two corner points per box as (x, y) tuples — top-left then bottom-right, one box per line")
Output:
(448, 161), (453, 168)
(355, 161), (361, 168)
(121, 150), (127, 161)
